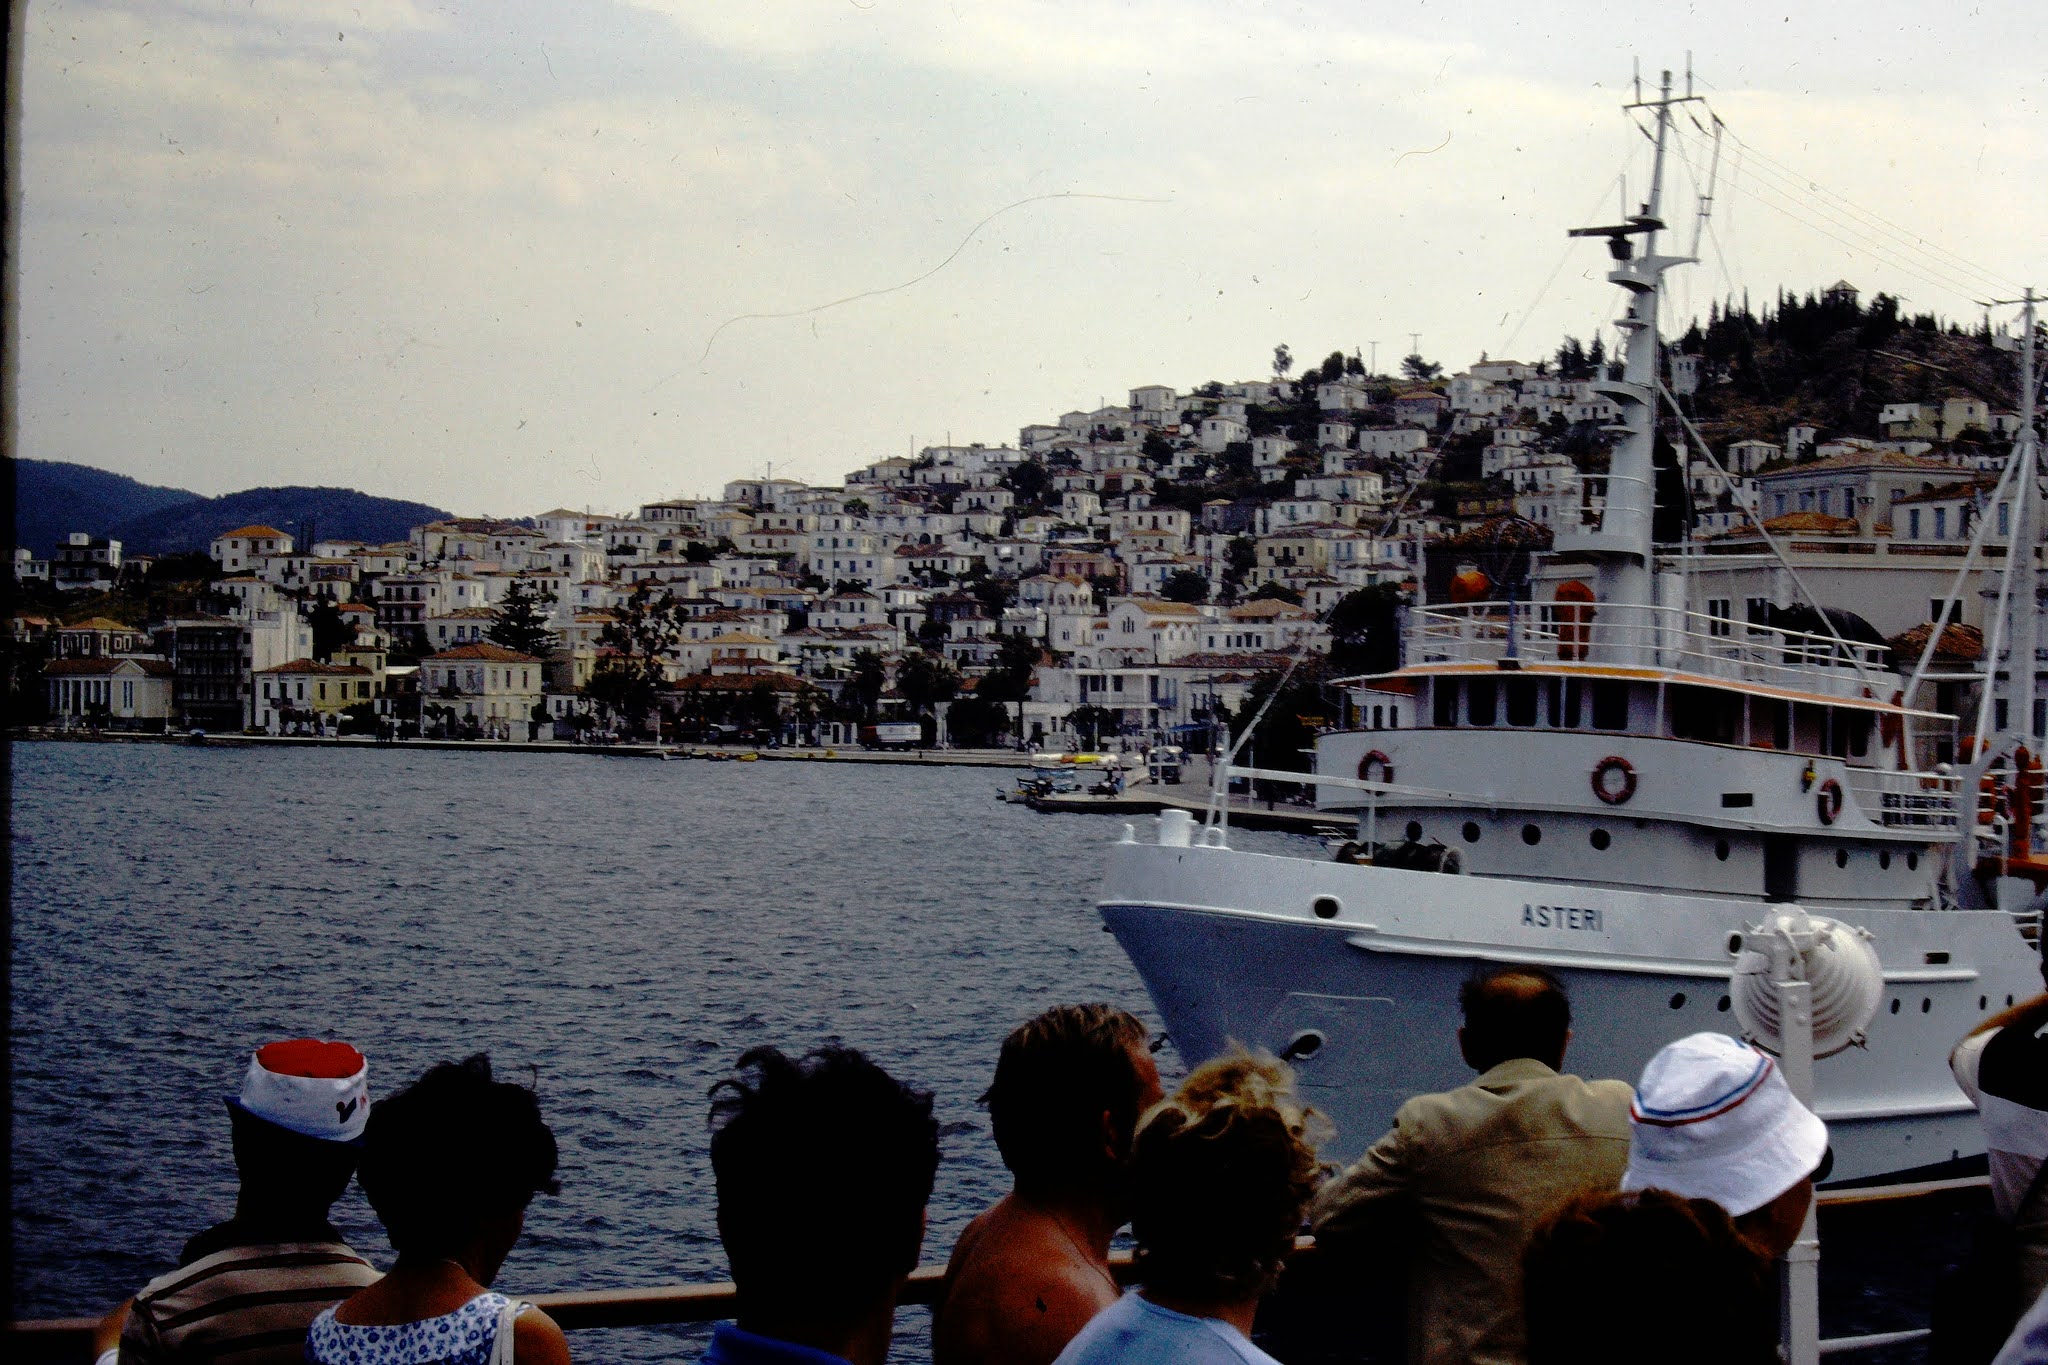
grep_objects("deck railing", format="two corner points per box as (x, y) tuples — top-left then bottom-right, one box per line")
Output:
(2, 1181), (1987, 1362)
(1843, 766), (1964, 832)
(1409, 602), (1893, 700)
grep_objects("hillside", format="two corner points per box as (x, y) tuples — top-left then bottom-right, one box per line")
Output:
(110, 485), (455, 555)
(12, 459), (202, 553)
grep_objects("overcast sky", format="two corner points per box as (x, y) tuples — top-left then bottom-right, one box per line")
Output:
(17, 1), (2045, 518)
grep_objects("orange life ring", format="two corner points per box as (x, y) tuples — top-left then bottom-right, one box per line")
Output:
(1358, 749), (1395, 785)
(1816, 778), (1844, 826)
(1591, 755), (1637, 805)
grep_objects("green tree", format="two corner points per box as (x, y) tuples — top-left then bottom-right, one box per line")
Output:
(307, 600), (358, 661)
(1326, 584), (1405, 676)
(486, 580), (559, 657)
(945, 694), (1012, 747)
(848, 648), (887, 721)
(1160, 569), (1211, 604)
(1066, 704), (1118, 748)
(1250, 581), (1303, 605)
(586, 586), (685, 735)
(1002, 460), (1052, 507)
(1400, 353), (1442, 381)
(1220, 536), (1258, 600)
(896, 650), (960, 731)
(1273, 344), (1294, 378)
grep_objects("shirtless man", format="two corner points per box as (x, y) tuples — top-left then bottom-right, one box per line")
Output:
(934, 1004), (1164, 1365)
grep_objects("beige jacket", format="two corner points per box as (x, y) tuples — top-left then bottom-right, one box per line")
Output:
(1309, 1057), (1633, 1365)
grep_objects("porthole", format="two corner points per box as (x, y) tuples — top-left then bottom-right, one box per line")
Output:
(1715, 840), (1730, 862)
(1590, 829), (1612, 851)
(1921, 998), (1931, 1014)
(1282, 1030), (1325, 1060)
(1312, 896), (1340, 920)
(1463, 821), (1482, 843)
(1669, 993), (1687, 1010)
(1727, 933), (1744, 955)
(1717, 995), (1731, 1013)
(1981, 995), (1990, 1010)
(1406, 820), (1423, 841)
(1890, 998), (1901, 1015)
(1879, 850), (1892, 870)
(1522, 824), (1542, 846)
(1835, 848), (1849, 869)
(1907, 852), (1919, 870)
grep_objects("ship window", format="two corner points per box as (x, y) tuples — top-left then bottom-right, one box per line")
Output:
(1922, 998), (1931, 1013)
(1406, 820), (1423, 841)
(1434, 682), (1458, 727)
(1522, 824), (1542, 845)
(1467, 679), (1498, 726)
(1890, 998), (1900, 1014)
(1590, 829), (1611, 850)
(1562, 679), (1584, 728)
(1835, 848), (1848, 868)
(1879, 850), (1892, 870)
(1717, 995), (1731, 1012)
(1715, 840), (1731, 861)
(1462, 821), (1482, 843)
(1907, 851), (1919, 870)
(1372, 704), (1384, 729)
(1669, 993), (1687, 1009)
(1591, 681), (1628, 730)
(1505, 678), (1538, 727)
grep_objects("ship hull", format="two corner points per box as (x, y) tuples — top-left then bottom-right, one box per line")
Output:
(1100, 835), (2040, 1183)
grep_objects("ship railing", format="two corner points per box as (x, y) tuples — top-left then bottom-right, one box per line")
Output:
(1841, 767), (1962, 831)
(1409, 602), (1891, 699)
(4, 1180), (1986, 1362)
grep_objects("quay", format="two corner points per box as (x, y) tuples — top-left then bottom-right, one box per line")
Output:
(3, 1176), (1989, 1362)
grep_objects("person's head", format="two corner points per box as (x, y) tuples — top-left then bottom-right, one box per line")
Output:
(356, 1055), (558, 1279)
(1128, 1049), (1324, 1307)
(1523, 1187), (1776, 1365)
(1458, 966), (1571, 1072)
(1621, 1032), (1827, 1255)
(983, 1003), (1161, 1201)
(709, 1045), (940, 1325)
(225, 1038), (372, 1216)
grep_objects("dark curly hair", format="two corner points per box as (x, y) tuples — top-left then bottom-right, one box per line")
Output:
(1129, 1050), (1324, 1303)
(1524, 1188), (1775, 1365)
(709, 1045), (939, 1319)
(356, 1055), (559, 1257)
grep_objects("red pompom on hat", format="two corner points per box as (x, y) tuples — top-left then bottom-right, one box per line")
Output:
(229, 1038), (371, 1143)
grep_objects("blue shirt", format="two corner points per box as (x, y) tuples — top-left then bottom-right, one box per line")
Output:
(1051, 1292), (1280, 1365)
(700, 1323), (853, 1365)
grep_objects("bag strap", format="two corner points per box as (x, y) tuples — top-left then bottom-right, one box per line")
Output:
(487, 1297), (527, 1365)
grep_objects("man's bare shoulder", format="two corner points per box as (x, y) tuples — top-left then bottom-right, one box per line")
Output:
(934, 1199), (1120, 1365)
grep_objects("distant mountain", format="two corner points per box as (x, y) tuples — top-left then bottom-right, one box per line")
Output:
(12, 459), (202, 553)
(110, 486), (455, 556)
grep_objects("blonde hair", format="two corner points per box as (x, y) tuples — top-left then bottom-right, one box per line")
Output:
(1129, 1048), (1326, 1302)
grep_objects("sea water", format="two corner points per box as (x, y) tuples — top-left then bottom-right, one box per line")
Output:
(8, 741), (1309, 1359)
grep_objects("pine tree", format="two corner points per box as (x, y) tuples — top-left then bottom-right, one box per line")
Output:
(485, 580), (559, 657)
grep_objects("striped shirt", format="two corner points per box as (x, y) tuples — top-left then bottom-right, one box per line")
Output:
(119, 1223), (379, 1365)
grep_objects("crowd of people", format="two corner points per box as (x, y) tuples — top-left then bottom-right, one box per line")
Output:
(86, 964), (2048, 1365)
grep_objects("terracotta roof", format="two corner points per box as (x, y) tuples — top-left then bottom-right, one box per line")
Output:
(1893, 479), (1996, 506)
(1756, 449), (1950, 477)
(1759, 512), (1862, 534)
(427, 642), (543, 663)
(58, 617), (137, 632)
(1887, 621), (1984, 662)
(216, 525), (289, 539)
(255, 659), (372, 676)
(1167, 651), (1292, 671)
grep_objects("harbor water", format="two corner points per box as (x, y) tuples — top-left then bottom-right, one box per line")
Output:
(9, 742), (1977, 1362)
(7, 742), (1303, 1358)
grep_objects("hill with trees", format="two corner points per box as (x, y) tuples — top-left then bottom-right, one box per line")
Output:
(108, 485), (453, 554)
(12, 459), (202, 554)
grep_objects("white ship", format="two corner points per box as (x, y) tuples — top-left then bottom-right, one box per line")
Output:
(1098, 71), (2048, 1184)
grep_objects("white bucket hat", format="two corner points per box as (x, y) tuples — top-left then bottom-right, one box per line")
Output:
(227, 1038), (371, 1144)
(1620, 1031), (1828, 1217)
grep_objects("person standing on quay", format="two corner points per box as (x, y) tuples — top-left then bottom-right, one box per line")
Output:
(700, 1045), (941, 1365)
(934, 1004), (1164, 1365)
(1310, 967), (1633, 1365)
(104, 1039), (382, 1365)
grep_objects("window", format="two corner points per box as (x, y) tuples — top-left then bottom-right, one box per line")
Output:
(2001, 502), (2012, 536)
(1467, 678), (1498, 726)
(1909, 509), (1921, 539)
(1707, 598), (1732, 637)
(1935, 507), (1948, 539)
(1746, 598), (1771, 627)
(1591, 681), (1628, 730)
(1434, 681), (1458, 727)
(1505, 678), (1538, 727)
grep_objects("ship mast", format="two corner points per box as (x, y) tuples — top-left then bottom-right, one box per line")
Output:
(2009, 290), (2043, 755)
(1561, 69), (1701, 665)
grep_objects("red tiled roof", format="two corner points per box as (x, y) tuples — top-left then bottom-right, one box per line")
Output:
(427, 642), (543, 663)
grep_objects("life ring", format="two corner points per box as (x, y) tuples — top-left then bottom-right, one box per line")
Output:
(1358, 750), (1395, 785)
(1591, 755), (1637, 805)
(1815, 778), (1844, 826)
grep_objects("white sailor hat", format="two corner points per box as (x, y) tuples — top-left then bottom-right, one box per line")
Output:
(1620, 1031), (1828, 1218)
(227, 1038), (371, 1144)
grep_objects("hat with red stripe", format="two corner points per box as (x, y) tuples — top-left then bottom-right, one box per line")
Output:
(1620, 1031), (1827, 1217)
(227, 1039), (371, 1144)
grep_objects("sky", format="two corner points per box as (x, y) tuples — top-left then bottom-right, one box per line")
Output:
(15, 0), (2046, 518)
